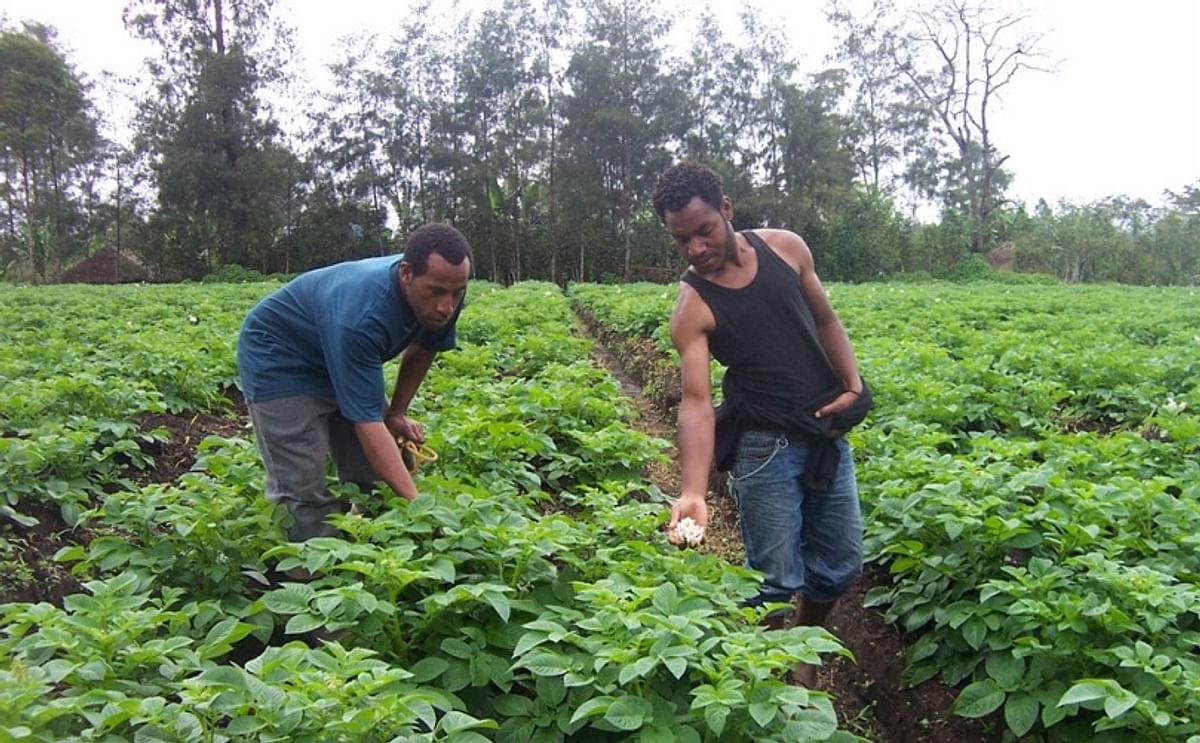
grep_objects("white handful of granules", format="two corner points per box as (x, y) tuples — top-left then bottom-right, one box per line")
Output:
(674, 517), (705, 547)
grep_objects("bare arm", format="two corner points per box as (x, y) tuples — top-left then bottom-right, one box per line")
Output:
(355, 420), (419, 501)
(386, 343), (436, 443)
(359, 343), (438, 501)
(667, 284), (716, 541)
(798, 250), (863, 416)
(762, 230), (863, 418)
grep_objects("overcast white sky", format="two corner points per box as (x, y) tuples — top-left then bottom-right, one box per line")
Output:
(4, 0), (1197, 208)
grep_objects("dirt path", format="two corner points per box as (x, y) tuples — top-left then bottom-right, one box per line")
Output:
(580, 312), (1000, 743)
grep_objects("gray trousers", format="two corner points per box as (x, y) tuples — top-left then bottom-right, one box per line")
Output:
(247, 396), (380, 541)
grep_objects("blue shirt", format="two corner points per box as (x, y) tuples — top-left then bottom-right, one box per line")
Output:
(236, 255), (460, 421)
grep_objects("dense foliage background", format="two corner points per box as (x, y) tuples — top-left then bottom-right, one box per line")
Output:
(1, 0), (1197, 285)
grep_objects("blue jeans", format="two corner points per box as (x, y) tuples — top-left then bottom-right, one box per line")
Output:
(729, 431), (863, 606)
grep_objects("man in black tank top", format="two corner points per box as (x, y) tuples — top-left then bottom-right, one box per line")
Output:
(651, 162), (871, 687)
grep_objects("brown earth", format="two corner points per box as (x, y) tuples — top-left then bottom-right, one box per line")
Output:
(58, 248), (150, 284)
(0, 390), (249, 607)
(1, 501), (88, 605)
(581, 316), (1001, 743)
(134, 388), (250, 484)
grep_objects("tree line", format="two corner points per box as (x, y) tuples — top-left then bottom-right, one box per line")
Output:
(1, 0), (1197, 285)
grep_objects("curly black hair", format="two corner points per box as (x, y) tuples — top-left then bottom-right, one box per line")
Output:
(403, 224), (473, 276)
(650, 162), (724, 222)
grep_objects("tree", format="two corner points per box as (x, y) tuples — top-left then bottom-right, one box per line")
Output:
(377, 5), (463, 227)
(305, 32), (392, 260)
(124, 0), (297, 277)
(456, 0), (548, 283)
(828, 0), (1048, 255)
(827, 0), (931, 198)
(561, 0), (675, 281)
(893, 1), (1048, 253)
(824, 187), (911, 279)
(527, 0), (573, 283)
(675, 11), (752, 168)
(0, 24), (100, 278)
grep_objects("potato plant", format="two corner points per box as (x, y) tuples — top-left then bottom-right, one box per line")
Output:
(577, 279), (1200, 742)
(2, 281), (852, 741)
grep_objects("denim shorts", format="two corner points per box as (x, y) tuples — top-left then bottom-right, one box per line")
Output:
(728, 430), (864, 605)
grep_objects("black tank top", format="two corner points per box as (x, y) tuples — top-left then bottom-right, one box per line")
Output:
(681, 231), (842, 429)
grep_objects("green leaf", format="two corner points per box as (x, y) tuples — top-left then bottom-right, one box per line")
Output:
(493, 694), (534, 717)
(749, 701), (777, 727)
(484, 590), (512, 622)
(569, 697), (612, 725)
(953, 679), (1005, 718)
(513, 631), (548, 657)
(1104, 688), (1139, 719)
(704, 705), (728, 737)
(285, 613), (325, 634)
(518, 651), (571, 677)
(76, 659), (108, 682)
(1008, 531), (1043, 549)
(663, 656), (687, 679)
(1058, 681), (1108, 707)
(603, 696), (651, 731)
(410, 657), (450, 683)
(651, 582), (678, 614)
(202, 617), (253, 649)
(984, 652), (1025, 689)
(198, 666), (248, 690)
(428, 557), (457, 582)
(618, 656), (656, 685)
(225, 716), (266, 735)
(441, 638), (474, 659)
(53, 544), (85, 563)
(536, 675), (567, 707)
(961, 617), (988, 650)
(263, 584), (315, 614)
(1, 504), (38, 527)
(781, 708), (839, 741)
(1004, 693), (1039, 738)
(440, 710), (498, 734)
(637, 724), (676, 743)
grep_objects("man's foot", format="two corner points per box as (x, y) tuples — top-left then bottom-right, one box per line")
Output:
(789, 596), (834, 688)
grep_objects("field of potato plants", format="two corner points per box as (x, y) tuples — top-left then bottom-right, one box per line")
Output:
(570, 280), (1200, 743)
(0, 281), (849, 742)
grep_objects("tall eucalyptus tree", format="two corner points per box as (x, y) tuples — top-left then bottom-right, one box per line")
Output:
(561, 0), (674, 280)
(124, 0), (297, 276)
(0, 24), (100, 278)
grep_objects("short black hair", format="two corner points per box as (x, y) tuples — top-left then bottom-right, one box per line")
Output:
(651, 162), (724, 222)
(403, 224), (472, 276)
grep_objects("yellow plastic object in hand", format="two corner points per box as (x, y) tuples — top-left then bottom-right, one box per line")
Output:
(397, 438), (439, 473)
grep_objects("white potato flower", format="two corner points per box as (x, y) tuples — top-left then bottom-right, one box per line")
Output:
(674, 517), (705, 547)
(1165, 398), (1187, 414)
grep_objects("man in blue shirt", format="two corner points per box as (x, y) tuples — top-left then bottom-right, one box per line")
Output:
(237, 224), (472, 541)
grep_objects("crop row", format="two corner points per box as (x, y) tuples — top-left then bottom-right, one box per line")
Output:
(2, 281), (852, 742)
(0, 283), (263, 525)
(569, 280), (1200, 742)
